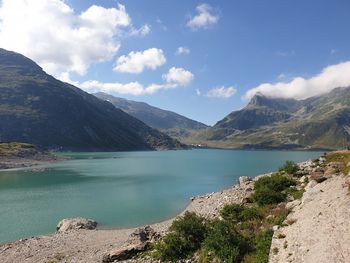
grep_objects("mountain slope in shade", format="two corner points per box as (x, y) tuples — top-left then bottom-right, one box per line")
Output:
(0, 48), (184, 150)
(190, 87), (350, 150)
(94, 92), (208, 139)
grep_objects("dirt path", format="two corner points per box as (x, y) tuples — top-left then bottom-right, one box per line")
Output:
(269, 174), (350, 263)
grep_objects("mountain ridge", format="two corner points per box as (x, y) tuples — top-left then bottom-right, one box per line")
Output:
(0, 48), (184, 151)
(188, 87), (350, 150)
(94, 92), (208, 139)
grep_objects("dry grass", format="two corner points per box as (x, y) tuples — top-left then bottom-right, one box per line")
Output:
(0, 142), (35, 157)
(325, 151), (350, 175)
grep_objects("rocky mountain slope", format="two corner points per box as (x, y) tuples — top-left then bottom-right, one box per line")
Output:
(0, 48), (183, 151)
(94, 92), (208, 139)
(190, 88), (350, 150)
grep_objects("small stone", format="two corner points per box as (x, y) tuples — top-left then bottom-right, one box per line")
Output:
(273, 225), (279, 231)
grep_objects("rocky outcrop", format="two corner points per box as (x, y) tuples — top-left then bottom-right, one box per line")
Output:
(102, 226), (160, 262)
(56, 218), (97, 233)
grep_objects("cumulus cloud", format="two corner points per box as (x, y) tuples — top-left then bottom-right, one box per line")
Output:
(130, 24), (151, 36)
(76, 67), (194, 96)
(79, 80), (177, 96)
(244, 61), (350, 100)
(0, 0), (148, 78)
(206, 86), (237, 98)
(162, 67), (194, 86)
(187, 4), (219, 30)
(114, 48), (166, 74)
(176, 46), (190, 55)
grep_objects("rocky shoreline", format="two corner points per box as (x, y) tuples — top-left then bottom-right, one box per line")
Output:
(0, 142), (63, 170)
(1, 151), (349, 263)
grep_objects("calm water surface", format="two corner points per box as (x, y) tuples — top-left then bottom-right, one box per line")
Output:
(0, 149), (321, 243)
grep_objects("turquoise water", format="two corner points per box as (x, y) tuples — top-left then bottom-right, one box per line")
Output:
(0, 149), (321, 243)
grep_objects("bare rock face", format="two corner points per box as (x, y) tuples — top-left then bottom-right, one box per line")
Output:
(56, 217), (97, 233)
(102, 226), (160, 262)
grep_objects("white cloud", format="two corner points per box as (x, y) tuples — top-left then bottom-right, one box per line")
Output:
(79, 80), (177, 96)
(187, 4), (219, 30)
(0, 0), (151, 78)
(114, 48), (166, 74)
(76, 67), (194, 96)
(130, 24), (151, 36)
(0, 0), (136, 77)
(196, 89), (201, 96)
(176, 46), (190, 55)
(162, 67), (194, 86)
(81, 80), (146, 96)
(244, 61), (350, 100)
(206, 86), (237, 98)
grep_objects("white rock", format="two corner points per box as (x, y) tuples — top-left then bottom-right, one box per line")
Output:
(286, 200), (301, 210)
(56, 217), (97, 232)
(273, 225), (280, 231)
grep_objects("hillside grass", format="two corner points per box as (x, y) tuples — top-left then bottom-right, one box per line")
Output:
(325, 150), (350, 175)
(0, 142), (35, 157)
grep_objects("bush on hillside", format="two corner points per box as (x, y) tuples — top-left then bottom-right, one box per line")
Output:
(279, 160), (299, 174)
(220, 204), (262, 223)
(203, 219), (250, 263)
(252, 173), (296, 205)
(155, 212), (207, 261)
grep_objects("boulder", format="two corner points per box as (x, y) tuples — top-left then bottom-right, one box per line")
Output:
(239, 176), (252, 185)
(56, 217), (97, 232)
(310, 172), (327, 183)
(102, 243), (147, 262)
(103, 226), (160, 262)
(127, 226), (160, 244)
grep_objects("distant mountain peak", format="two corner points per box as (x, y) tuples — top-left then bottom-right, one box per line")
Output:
(94, 92), (208, 139)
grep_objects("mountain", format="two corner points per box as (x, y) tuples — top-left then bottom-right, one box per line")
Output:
(94, 92), (208, 139)
(0, 48), (184, 151)
(190, 87), (350, 150)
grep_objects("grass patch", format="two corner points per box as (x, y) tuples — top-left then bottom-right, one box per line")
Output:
(325, 151), (350, 175)
(285, 188), (305, 200)
(279, 160), (299, 175)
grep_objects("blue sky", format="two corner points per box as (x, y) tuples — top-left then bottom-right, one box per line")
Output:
(1, 0), (350, 125)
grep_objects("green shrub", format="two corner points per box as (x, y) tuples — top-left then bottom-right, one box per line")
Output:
(279, 160), (299, 174)
(220, 204), (262, 223)
(155, 212), (207, 261)
(247, 230), (273, 263)
(203, 220), (250, 263)
(252, 174), (296, 205)
(252, 187), (286, 206)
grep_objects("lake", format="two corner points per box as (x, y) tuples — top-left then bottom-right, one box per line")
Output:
(0, 149), (321, 243)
